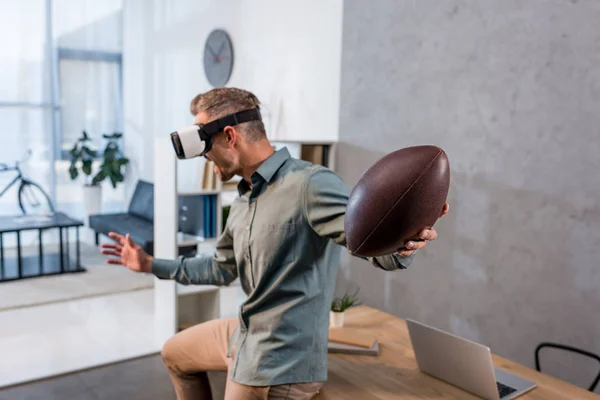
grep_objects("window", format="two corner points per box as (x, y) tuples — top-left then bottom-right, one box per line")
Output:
(0, 0), (49, 105)
(57, 52), (123, 160)
(0, 0), (125, 236)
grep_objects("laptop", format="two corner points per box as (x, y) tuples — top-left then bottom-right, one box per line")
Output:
(406, 319), (537, 399)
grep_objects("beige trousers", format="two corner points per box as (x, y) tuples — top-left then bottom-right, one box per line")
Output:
(161, 318), (324, 400)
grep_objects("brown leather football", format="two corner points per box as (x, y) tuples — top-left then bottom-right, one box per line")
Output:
(344, 145), (450, 257)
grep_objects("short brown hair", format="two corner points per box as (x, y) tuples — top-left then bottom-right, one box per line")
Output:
(190, 87), (266, 142)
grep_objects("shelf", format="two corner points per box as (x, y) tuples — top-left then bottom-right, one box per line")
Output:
(197, 237), (217, 246)
(176, 283), (219, 296)
(178, 190), (220, 196)
(177, 232), (203, 247)
(270, 141), (334, 168)
(272, 139), (336, 145)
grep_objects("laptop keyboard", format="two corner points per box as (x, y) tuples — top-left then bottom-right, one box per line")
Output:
(497, 382), (518, 398)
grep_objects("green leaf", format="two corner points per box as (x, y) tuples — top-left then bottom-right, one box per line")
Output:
(92, 170), (106, 185)
(82, 146), (97, 158)
(68, 164), (78, 180)
(70, 149), (79, 162)
(109, 174), (117, 189)
(82, 159), (93, 175)
(103, 132), (122, 140)
(104, 148), (117, 160)
(330, 288), (361, 312)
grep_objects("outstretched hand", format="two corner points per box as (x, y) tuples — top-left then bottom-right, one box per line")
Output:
(397, 203), (449, 257)
(101, 232), (153, 273)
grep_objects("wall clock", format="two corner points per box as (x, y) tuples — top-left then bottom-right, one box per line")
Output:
(203, 29), (234, 87)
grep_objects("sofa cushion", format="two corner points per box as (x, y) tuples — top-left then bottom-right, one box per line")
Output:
(128, 180), (154, 221)
(89, 213), (154, 252)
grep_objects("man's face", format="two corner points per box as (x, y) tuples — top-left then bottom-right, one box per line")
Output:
(195, 111), (239, 182)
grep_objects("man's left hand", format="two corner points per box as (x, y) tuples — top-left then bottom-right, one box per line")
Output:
(398, 203), (449, 257)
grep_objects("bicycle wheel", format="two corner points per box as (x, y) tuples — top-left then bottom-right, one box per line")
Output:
(18, 180), (56, 216)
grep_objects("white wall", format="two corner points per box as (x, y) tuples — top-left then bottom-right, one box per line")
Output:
(123, 0), (343, 195)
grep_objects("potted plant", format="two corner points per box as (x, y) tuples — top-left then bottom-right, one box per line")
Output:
(69, 131), (129, 217)
(330, 288), (361, 328)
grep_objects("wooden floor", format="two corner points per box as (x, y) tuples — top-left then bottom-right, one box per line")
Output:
(0, 354), (226, 400)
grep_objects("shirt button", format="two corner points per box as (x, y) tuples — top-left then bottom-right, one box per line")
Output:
(245, 225), (250, 231)
(245, 254), (250, 260)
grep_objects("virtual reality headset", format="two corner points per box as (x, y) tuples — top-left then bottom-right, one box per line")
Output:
(170, 106), (262, 159)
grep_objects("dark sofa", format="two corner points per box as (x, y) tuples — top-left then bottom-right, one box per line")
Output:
(89, 180), (208, 256)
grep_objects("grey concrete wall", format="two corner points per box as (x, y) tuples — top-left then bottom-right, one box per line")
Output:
(337, 0), (600, 391)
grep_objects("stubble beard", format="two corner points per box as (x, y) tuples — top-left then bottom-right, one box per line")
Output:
(214, 163), (234, 182)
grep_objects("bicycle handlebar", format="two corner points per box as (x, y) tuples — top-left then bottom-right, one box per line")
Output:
(0, 163), (18, 172)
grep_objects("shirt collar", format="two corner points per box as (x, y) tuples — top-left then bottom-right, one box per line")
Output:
(237, 147), (291, 196)
(255, 147), (291, 183)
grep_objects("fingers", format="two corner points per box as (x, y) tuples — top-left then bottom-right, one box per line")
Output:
(108, 232), (126, 244)
(404, 239), (427, 251)
(399, 214), (446, 256)
(419, 228), (438, 241)
(107, 232), (136, 248)
(106, 259), (124, 265)
(126, 233), (134, 247)
(440, 203), (449, 217)
(101, 250), (121, 257)
(101, 243), (122, 251)
(403, 228), (437, 252)
(126, 233), (139, 250)
(397, 249), (415, 257)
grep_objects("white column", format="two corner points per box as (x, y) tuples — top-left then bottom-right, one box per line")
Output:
(153, 135), (178, 345)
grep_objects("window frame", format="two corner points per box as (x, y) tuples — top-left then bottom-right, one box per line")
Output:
(54, 47), (124, 161)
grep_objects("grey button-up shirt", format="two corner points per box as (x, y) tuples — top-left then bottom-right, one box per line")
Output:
(152, 147), (417, 386)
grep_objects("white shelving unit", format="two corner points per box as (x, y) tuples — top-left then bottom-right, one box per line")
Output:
(271, 140), (337, 173)
(153, 136), (179, 343)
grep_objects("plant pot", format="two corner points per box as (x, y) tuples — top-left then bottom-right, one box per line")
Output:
(83, 184), (102, 217)
(330, 311), (345, 328)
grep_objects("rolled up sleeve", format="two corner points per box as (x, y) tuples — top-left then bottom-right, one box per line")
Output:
(303, 166), (416, 270)
(151, 224), (238, 285)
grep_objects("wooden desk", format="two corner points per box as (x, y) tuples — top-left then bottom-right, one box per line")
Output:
(318, 306), (599, 399)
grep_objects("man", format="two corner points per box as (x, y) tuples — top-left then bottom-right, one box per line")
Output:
(101, 87), (449, 399)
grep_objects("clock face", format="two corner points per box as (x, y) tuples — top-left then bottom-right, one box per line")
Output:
(203, 29), (234, 87)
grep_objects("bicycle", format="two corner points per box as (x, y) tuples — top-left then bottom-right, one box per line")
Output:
(0, 150), (56, 216)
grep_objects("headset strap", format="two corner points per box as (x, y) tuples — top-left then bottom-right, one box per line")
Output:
(201, 107), (262, 136)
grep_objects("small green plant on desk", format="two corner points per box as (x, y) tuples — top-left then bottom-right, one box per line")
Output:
(330, 289), (361, 328)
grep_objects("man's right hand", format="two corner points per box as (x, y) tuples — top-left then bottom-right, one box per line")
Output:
(101, 232), (153, 273)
